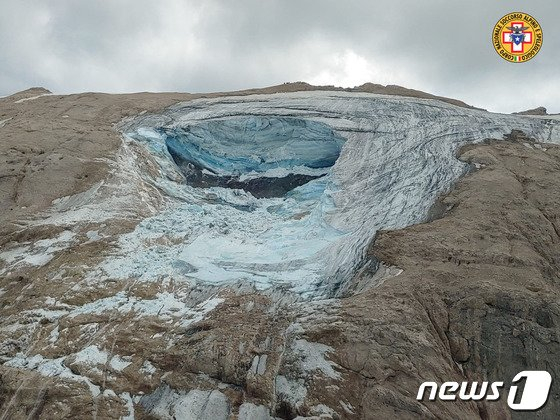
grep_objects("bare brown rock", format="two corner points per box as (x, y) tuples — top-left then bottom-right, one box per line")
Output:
(327, 138), (560, 419)
(513, 106), (548, 116)
(353, 82), (481, 110)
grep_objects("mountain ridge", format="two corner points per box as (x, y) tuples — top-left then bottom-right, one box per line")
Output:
(1, 86), (559, 419)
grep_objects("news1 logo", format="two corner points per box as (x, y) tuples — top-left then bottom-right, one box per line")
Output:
(417, 371), (552, 411)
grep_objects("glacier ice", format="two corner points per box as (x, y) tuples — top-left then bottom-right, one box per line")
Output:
(162, 117), (345, 198)
(101, 91), (560, 298)
(108, 119), (347, 297)
(164, 117), (344, 175)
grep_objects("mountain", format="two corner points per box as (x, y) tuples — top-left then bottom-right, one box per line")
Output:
(513, 106), (548, 116)
(1, 85), (559, 419)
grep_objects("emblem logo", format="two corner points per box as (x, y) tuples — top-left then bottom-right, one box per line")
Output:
(492, 12), (543, 62)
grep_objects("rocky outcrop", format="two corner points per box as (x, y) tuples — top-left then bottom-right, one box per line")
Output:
(353, 83), (481, 110)
(513, 106), (548, 116)
(227, 82), (481, 110)
(329, 137), (560, 419)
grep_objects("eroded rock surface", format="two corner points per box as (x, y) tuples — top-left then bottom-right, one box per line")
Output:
(330, 138), (560, 419)
(513, 106), (548, 116)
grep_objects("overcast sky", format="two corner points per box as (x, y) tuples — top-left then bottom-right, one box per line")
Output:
(0, 0), (557, 113)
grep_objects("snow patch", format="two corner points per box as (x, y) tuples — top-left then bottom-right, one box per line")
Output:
(140, 360), (157, 376)
(67, 292), (223, 328)
(14, 93), (51, 103)
(5, 353), (101, 397)
(275, 375), (307, 410)
(139, 385), (230, 420)
(293, 339), (340, 379)
(48, 326), (60, 344)
(120, 392), (135, 420)
(110, 354), (132, 371)
(0, 230), (76, 275)
(74, 345), (108, 367)
(85, 230), (102, 242)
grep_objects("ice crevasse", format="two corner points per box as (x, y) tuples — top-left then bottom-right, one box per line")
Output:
(102, 91), (560, 298)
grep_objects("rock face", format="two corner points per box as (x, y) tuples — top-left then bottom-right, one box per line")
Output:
(209, 81), (481, 110)
(1, 85), (560, 419)
(513, 106), (548, 116)
(336, 138), (560, 419)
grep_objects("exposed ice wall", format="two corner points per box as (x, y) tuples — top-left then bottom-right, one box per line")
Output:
(105, 119), (347, 297)
(165, 117), (345, 176)
(113, 91), (559, 297)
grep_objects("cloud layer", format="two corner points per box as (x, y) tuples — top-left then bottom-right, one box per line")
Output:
(1, 0), (558, 112)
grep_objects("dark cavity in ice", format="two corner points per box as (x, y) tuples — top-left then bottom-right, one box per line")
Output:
(161, 117), (345, 198)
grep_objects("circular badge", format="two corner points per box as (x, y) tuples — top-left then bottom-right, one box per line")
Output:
(492, 12), (543, 62)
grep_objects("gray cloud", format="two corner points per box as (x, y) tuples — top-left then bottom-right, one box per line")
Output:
(0, 0), (558, 112)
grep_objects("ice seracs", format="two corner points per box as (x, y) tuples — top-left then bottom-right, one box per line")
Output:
(106, 91), (560, 298)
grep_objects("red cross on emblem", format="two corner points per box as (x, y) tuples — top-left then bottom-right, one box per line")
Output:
(502, 22), (533, 53)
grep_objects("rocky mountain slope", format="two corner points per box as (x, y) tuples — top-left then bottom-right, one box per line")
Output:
(0, 85), (559, 419)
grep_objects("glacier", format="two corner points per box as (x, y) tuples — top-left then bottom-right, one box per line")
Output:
(164, 117), (344, 177)
(94, 91), (560, 298)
